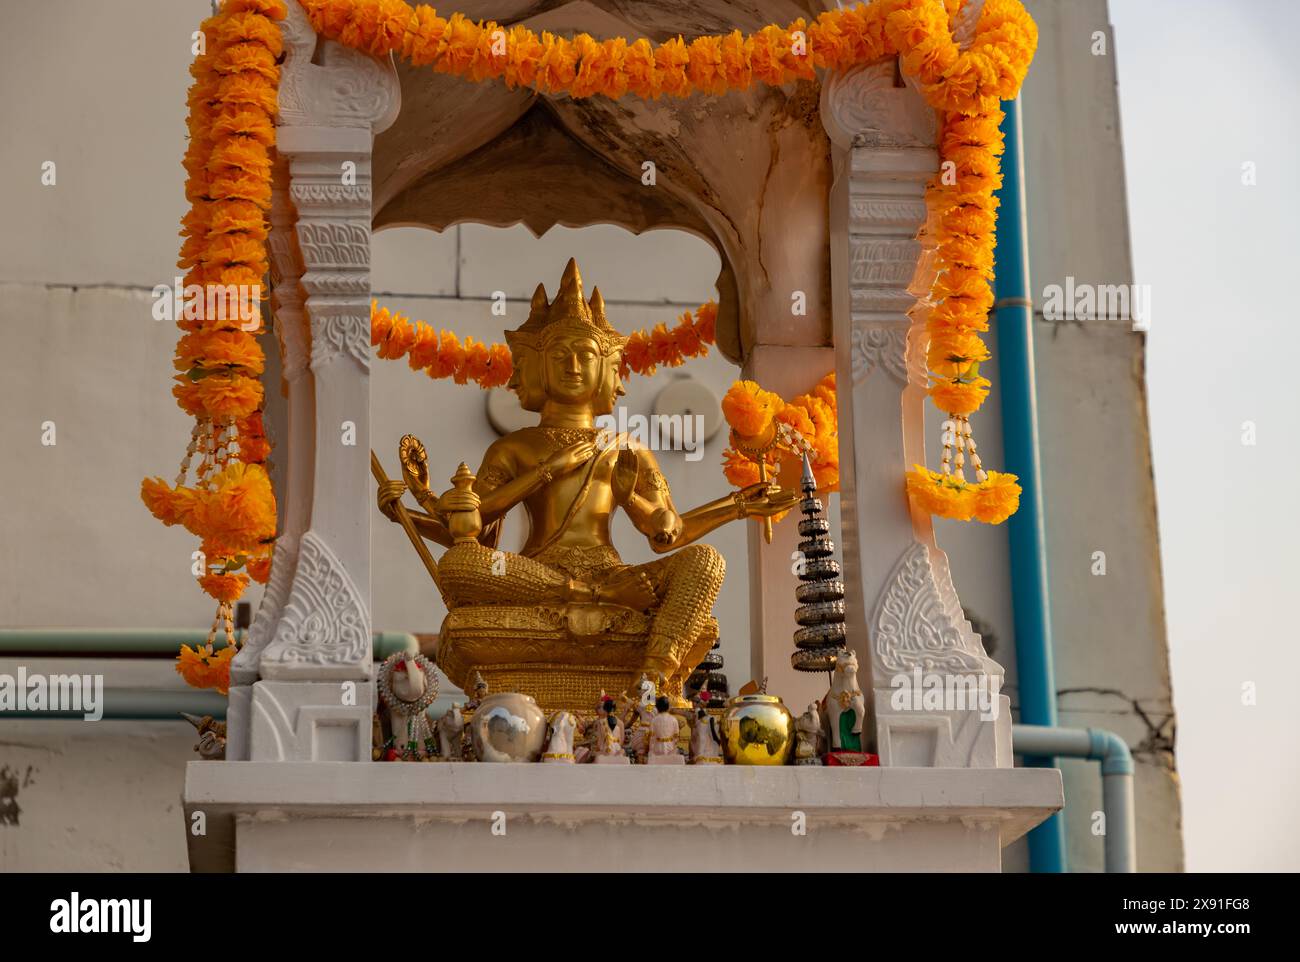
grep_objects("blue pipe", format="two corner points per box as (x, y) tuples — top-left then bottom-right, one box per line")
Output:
(1013, 725), (1136, 872)
(994, 97), (1065, 873)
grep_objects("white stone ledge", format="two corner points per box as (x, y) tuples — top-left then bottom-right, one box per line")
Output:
(184, 762), (1061, 872)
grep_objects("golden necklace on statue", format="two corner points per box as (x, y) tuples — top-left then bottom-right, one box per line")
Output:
(539, 425), (601, 452)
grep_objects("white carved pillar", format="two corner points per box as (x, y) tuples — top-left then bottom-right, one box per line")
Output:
(241, 0), (399, 761)
(822, 57), (1010, 768)
(225, 157), (312, 760)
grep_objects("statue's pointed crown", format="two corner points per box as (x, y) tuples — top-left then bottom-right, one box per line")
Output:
(505, 258), (626, 353)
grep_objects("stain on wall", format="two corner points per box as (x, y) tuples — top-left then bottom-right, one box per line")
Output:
(0, 765), (35, 826)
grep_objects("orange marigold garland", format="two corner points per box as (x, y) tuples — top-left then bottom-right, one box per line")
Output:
(901, 0), (1034, 522)
(721, 374), (840, 495)
(294, 0), (1031, 107)
(369, 299), (720, 386)
(177, 642), (238, 696)
(144, 0), (286, 688)
(371, 302), (514, 388)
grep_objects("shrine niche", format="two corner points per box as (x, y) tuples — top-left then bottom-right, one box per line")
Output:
(144, 0), (1064, 875)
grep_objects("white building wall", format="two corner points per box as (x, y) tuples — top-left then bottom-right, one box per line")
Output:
(1016, 0), (1181, 871)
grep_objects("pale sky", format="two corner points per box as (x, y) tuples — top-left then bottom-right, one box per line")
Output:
(1110, 0), (1300, 871)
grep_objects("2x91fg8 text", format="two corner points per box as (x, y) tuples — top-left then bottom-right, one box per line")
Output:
(1123, 899), (1250, 913)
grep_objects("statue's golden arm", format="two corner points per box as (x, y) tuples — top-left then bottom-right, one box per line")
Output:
(625, 483), (800, 555)
(377, 472), (455, 548)
(643, 492), (738, 554)
(392, 507), (455, 549)
(475, 470), (540, 524)
(473, 437), (598, 524)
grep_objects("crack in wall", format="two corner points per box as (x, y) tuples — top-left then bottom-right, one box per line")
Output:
(0, 764), (36, 826)
(1057, 686), (1177, 768)
(997, 683), (1177, 771)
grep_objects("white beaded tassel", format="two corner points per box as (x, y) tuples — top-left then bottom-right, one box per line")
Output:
(952, 416), (967, 482)
(941, 417), (957, 476)
(195, 418), (215, 484)
(202, 418), (233, 488)
(223, 601), (237, 650)
(962, 417), (988, 483)
(175, 421), (204, 487)
(212, 416), (233, 473)
(203, 601), (236, 651)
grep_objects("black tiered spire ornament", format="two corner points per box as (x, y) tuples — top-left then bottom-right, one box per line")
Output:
(790, 452), (848, 673)
(686, 634), (728, 702)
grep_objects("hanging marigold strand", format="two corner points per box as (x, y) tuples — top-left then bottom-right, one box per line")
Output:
(368, 299), (719, 387)
(903, 0), (1033, 523)
(143, 0), (285, 690)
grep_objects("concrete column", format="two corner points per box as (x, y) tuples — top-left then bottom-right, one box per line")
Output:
(224, 157), (313, 760)
(241, 0), (399, 761)
(821, 57), (1010, 768)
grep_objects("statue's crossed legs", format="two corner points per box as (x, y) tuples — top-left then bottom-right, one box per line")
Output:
(439, 541), (725, 687)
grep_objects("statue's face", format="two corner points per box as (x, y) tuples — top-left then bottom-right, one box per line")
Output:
(543, 333), (603, 404)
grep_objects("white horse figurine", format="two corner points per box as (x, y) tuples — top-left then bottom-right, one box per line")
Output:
(435, 704), (464, 761)
(821, 651), (866, 753)
(542, 711), (578, 763)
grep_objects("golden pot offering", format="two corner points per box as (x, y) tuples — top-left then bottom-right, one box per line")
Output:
(721, 694), (795, 765)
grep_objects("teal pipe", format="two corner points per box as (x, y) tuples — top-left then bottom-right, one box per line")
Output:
(0, 631), (418, 721)
(0, 628), (418, 660)
(1013, 725), (1135, 872)
(0, 628), (218, 656)
(994, 97), (1065, 873)
(2, 689), (229, 721)
(373, 632), (419, 659)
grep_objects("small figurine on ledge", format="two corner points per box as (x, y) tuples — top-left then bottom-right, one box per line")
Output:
(375, 652), (439, 761)
(181, 712), (227, 761)
(621, 674), (658, 762)
(543, 710), (578, 763)
(820, 650), (877, 766)
(593, 694), (629, 764)
(646, 695), (685, 765)
(465, 671), (489, 713)
(435, 704), (465, 761)
(672, 689), (723, 764)
(794, 702), (824, 765)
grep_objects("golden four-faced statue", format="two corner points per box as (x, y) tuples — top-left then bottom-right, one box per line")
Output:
(376, 259), (795, 711)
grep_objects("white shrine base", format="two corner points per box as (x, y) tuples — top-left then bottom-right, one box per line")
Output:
(184, 762), (1061, 872)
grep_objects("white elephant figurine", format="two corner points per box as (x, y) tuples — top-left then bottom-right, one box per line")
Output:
(376, 652), (438, 759)
(436, 704), (465, 761)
